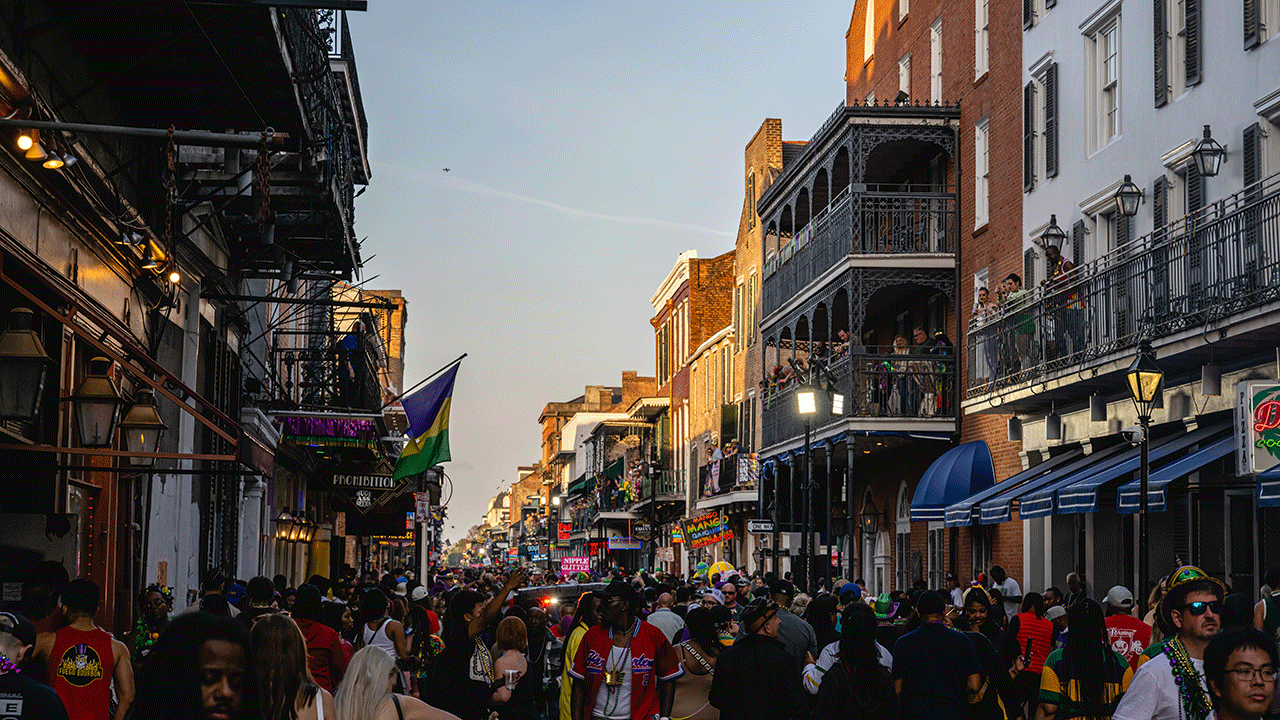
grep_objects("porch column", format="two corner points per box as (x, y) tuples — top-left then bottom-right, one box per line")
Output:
(846, 442), (857, 580)
(238, 478), (265, 582)
(824, 441), (834, 579)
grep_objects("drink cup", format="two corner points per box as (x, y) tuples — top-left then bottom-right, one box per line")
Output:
(504, 669), (518, 690)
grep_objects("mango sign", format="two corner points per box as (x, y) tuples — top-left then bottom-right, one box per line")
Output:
(683, 511), (733, 549)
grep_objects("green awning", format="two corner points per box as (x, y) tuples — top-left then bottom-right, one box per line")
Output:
(605, 457), (625, 480)
(568, 473), (589, 496)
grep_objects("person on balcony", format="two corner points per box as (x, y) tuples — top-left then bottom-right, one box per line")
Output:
(888, 335), (916, 416)
(999, 274), (1034, 377)
(833, 329), (851, 358)
(1044, 246), (1084, 361)
(975, 287), (998, 387)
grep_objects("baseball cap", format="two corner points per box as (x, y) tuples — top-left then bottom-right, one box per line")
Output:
(411, 586), (429, 602)
(0, 611), (36, 647)
(394, 582), (407, 597)
(769, 579), (795, 597)
(595, 579), (644, 609)
(839, 582), (862, 599)
(1105, 585), (1134, 609)
(1045, 605), (1067, 620)
(226, 583), (247, 605)
(701, 588), (725, 605)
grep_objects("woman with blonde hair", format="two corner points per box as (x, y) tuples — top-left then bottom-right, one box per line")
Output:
(251, 613), (336, 720)
(334, 645), (460, 720)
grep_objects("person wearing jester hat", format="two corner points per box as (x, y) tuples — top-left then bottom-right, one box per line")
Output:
(1113, 566), (1226, 720)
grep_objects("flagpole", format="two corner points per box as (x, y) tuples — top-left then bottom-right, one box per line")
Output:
(382, 353), (467, 410)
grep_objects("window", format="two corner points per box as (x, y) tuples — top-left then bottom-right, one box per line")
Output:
(899, 53), (911, 97)
(1099, 21), (1120, 146)
(866, 91), (876, 105)
(927, 522), (946, 589)
(899, 0), (909, 21)
(975, 0), (989, 77)
(895, 483), (912, 592)
(747, 170), (756, 228)
(1024, 0), (1054, 30)
(930, 19), (942, 101)
(975, 118), (990, 228)
(733, 282), (742, 351)
(1247, 0), (1280, 47)
(864, 0), (876, 63)
(1026, 61), (1059, 188)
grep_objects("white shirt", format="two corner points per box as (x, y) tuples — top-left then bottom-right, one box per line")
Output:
(993, 577), (1021, 619)
(1112, 653), (1205, 720)
(592, 645), (633, 720)
(950, 587), (964, 607)
(802, 639), (893, 694)
(645, 607), (686, 644)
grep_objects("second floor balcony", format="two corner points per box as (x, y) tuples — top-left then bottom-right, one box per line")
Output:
(965, 173), (1280, 415)
(267, 328), (383, 413)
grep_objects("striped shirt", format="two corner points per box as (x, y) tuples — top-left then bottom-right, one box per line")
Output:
(1039, 647), (1134, 719)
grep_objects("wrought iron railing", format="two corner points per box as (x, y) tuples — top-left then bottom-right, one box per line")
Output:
(966, 174), (1280, 399)
(270, 330), (382, 411)
(697, 454), (760, 499)
(761, 347), (957, 446)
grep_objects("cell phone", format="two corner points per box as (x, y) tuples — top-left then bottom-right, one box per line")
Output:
(1023, 638), (1033, 664)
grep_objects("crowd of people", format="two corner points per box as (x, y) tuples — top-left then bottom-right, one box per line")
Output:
(2, 559), (1279, 720)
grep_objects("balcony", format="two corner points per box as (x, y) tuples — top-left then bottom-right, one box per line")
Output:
(268, 329), (383, 413)
(965, 174), (1280, 414)
(761, 347), (957, 448)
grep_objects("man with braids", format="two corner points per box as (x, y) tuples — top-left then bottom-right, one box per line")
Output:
(126, 612), (260, 720)
(1113, 566), (1224, 720)
(1034, 599), (1133, 720)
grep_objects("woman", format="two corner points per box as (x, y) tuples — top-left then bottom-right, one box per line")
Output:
(671, 607), (721, 720)
(131, 584), (173, 673)
(293, 586), (348, 694)
(431, 569), (525, 720)
(1005, 593), (1055, 720)
(490, 616), (538, 720)
(358, 589), (409, 662)
(334, 645), (459, 720)
(964, 586), (1004, 649)
(406, 603), (444, 700)
(251, 613), (336, 720)
(814, 603), (897, 720)
(889, 334), (915, 415)
(558, 591), (601, 720)
(1033, 599), (1133, 720)
(321, 602), (356, 664)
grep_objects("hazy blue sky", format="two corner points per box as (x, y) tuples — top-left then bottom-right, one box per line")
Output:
(346, 1), (851, 544)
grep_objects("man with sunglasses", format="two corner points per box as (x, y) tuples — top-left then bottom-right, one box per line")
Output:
(1203, 628), (1278, 720)
(710, 597), (805, 720)
(1114, 565), (1225, 720)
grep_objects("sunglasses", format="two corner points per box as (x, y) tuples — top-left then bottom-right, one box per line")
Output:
(1181, 600), (1222, 616)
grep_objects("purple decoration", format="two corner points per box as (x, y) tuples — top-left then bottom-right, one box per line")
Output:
(280, 415), (377, 439)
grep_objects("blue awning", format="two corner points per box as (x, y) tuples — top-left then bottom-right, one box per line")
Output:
(910, 441), (996, 521)
(1260, 466), (1280, 507)
(943, 447), (1084, 527)
(1026, 422), (1227, 517)
(976, 443), (1131, 525)
(1118, 434), (1235, 512)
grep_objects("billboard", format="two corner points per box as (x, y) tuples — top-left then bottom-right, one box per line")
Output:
(560, 557), (590, 575)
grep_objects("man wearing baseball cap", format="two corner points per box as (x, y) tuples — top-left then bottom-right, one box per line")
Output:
(1105, 585), (1152, 669)
(1113, 566), (1224, 720)
(709, 597), (804, 719)
(0, 610), (69, 719)
(768, 579), (817, 669)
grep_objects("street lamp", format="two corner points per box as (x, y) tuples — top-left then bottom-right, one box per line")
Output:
(119, 387), (168, 465)
(1192, 125), (1226, 178)
(273, 508), (294, 541)
(860, 497), (881, 536)
(72, 357), (126, 447)
(0, 307), (55, 421)
(797, 376), (816, 595)
(1040, 214), (1068, 247)
(1125, 339), (1163, 605)
(1114, 175), (1144, 217)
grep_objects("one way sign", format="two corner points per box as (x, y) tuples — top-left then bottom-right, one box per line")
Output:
(747, 519), (775, 533)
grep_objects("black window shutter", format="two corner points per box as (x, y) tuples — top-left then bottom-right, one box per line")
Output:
(1185, 0), (1202, 86)
(1154, 0), (1169, 107)
(1244, 123), (1262, 200)
(1245, 0), (1261, 50)
(1187, 163), (1204, 213)
(1024, 0), (1033, 30)
(1116, 212), (1131, 247)
(1024, 247), (1037, 286)
(1044, 63), (1058, 178)
(1152, 176), (1167, 232)
(1046, 0), (1056, 7)
(1024, 82), (1035, 192)
(1072, 220), (1085, 258)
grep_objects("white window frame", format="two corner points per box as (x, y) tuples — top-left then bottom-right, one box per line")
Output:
(864, 0), (876, 63)
(927, 521), (946, 589)
(1029, 56), (1052, 188)
(974, 0), (989, 78)
(930, 19), (942, 102)
(1085, 13), (1122, 153)
(899, 53), (911, 98)
(1265, 0), (1280, 44)
(974, 117), (990, 228)
(899, 0), (909, 22)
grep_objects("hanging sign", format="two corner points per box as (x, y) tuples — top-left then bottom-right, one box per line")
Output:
(558, 522), (572, 541)
(415, 493), (431, 518)
(608, 537), (642, 550)
(560, 557), (591, 575)
(1237, 381), (1280, 475)
(683, 511), (734, 550)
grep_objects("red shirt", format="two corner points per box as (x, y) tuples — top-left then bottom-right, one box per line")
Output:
(1012, 611), (1055, 674)
(1105, 613), (1152, 668)
(569, 618), (682, 720)
(295, 618), (347, 693)
(47, 626), (114, 720)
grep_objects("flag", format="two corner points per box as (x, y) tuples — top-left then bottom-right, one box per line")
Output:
(393, 363), (459, 480)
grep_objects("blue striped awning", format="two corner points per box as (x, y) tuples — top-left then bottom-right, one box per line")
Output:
(943, 448), (1084, 527)
(975, 443), (1131, 525)
(1049, 420), (1228, 515)
(1260, 466), (1280, 507)
(910, 441), (996, 521)
(1117, 435), (1235, 512)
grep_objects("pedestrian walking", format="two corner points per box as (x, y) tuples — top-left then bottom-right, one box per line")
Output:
(1203, 628), (1278, 720)
(1113, 565), (1225, 720)
(891, 591), (982, 720)
(1104, 586), (1151, 669)
(126, 612), (260, 720)
(334, 645), (460, 720)
(251, 613), (336, 720)
(293, 585), (348, 694)
(0, 611), (69, 719)
(130, 584), (172, 675)
(357, 589), (410, 667)
(769, 580), (818, 669)
(671, 606), (721, 720)
(646, 593), (685, 644)
(1034, 599), (1133, 720)
(240, 577), (279, 627)
(990, 566), (1024, 620)
(491, 616), (539, 720)
(1004, 592), (1055, 720)
(558, 592), (600, 720)
(33, 578), (134, 720)
(709, 597), (805, 720)
(804, 594), (840, 650)
(814, 603), (897, 720)
(431, 569), (525, 720)
(1252, 568), (1280, 637)
(320, 601), (356, 665)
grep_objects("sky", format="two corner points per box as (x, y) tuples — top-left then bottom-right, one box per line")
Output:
(345, 1), (852, 544)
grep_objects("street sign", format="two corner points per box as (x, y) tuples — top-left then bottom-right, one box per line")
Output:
(747, 519), (775, 533)
(415, 492), (430, 518)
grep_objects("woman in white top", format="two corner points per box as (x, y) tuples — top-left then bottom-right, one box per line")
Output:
(251, 613), (337, 720)
(335, 646), (461, 720)
(358, 588), (410, 660)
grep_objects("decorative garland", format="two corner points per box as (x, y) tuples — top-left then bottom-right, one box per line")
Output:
(0, 651), (19, 674)
(132, 615), (162, 662)
(1166, 638), (1213, 720)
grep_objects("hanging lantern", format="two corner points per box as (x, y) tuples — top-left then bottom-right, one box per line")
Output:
(120, 387), (168, 465)
(72, 357), (125, 447)
(0, 307), (55, 421)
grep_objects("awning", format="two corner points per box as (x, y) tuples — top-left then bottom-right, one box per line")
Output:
(1118, 435), (1235, 512)
(944, 447), (1084, 527)
(604, 457), (625, 480)
(975, 443), (1131, 525)
(1050, 422), (1228, 516)
(568, 473), (589, 496)
(910, 441), (995, 521)
(1260, 466), (1280, 507)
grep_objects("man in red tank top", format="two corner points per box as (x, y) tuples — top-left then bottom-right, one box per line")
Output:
(33, 579), (134, 720)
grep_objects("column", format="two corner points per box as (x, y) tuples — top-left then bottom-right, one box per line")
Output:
(238, 478), (265, 582)
(847, 441), (857, 580)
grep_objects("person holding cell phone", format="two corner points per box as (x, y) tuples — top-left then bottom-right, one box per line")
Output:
(1003, 592), (1054, 720)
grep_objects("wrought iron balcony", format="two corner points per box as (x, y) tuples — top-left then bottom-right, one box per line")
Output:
(268, 330), (382, 412)
(965, 173), (1280, 412)
(697, 455), (759, 499)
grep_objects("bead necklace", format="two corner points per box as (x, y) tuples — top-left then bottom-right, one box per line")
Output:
(132, 615), (162, 662)
(1166, 638), (1212, 720)
(0, 651), (19, 674)
(602, 618), (639, 718)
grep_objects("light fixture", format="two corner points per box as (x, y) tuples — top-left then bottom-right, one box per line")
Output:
(827, 383), (845, 415)
(797, 387), (817, 415)
(1192, 125), (1226, 178)
(167, 268), (182, 284)
(1090, 394), (1107, 422)
(287, 512), (305, 542)
(24, 142), (46, 162)
(42, 139), (64, 169)
(71, 356), (126, 447)
(0, 307), (55, 420)
(1007, 416), (1022, 442)
(552, 496), (561, 506)
(60, 151), (77, 168)
(1202, 363), (1221, 397)
(273, 507), (294, 541)
(140, 244), (158, 270)
(16, 129), (33, 151)
(120, 387), (168, 466)
(1114, 175), (1143, 217)
(1046, 406), (1062, 441)
(1125, 339), (1164, 418)
(860, 498), (881, 536)
(1040, 214), (1068, 247)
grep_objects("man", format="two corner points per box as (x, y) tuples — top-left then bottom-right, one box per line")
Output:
(559, 592), (600, 720)
(945, 573), (964, 607)
(1065, 572), (1087, 607)
(182, 569), (240, 618)
(1105, 585), (1152, 669)
(672, 585), (693, 619)
(1044, 244), (1083, 356)
(569, 579), (681, 720)
(1046, 605), (1068, 649)
(646, 593), (685, 644)
(1252, 568), (1280, 637)
(699, 587), (725, 609)
(525, 606), (554, 717)
(989, 565), (1023, 620)
(710, 597), (805, 720)
(0, 611), (69, 719)
(1042, 586), (1064, 609)
(1204, 628), (1278, 720)
(766, 580), (817, 668)
(891, 591), (982, 720)
(124, 612), (257, 720)
(721, 580), (743, 622)
(33, 579), (133, 720)
(1114, 565), (1225, 720)
(20, 561), (68, 634)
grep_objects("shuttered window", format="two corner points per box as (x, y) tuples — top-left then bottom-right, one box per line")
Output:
(1245, 0), (1261, 49)
(1152, 176), (1168, 234)
(1243, 123), (1262, 200)
(1044, 63), (1059, 178)
(1154, 0), (1169, 107)
(1024, 247), (1038, 286)
(1024, 0), (1033, 29)
(1024, 82), (1035, 191)
(1072, 220), (1086, 260)
(1185, 0), (1202, 86)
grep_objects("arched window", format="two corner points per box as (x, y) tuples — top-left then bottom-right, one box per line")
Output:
(896, 482), (912, 591)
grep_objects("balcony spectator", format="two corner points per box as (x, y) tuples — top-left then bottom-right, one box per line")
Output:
(975, 287), (998, 387)
(1044, 245), (1084, 360)
(833, 329), (851, 358)
(888, 335), (917, 416)
(1000, 274), (1034, 376)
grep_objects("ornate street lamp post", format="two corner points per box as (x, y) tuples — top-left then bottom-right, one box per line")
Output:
(1126, 339), (1163, 602)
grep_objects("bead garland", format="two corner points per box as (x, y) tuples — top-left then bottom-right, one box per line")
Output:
(1166, 638), (1212, 720)
(0, 651), (19, 674)
(132, 615), (163, 662)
